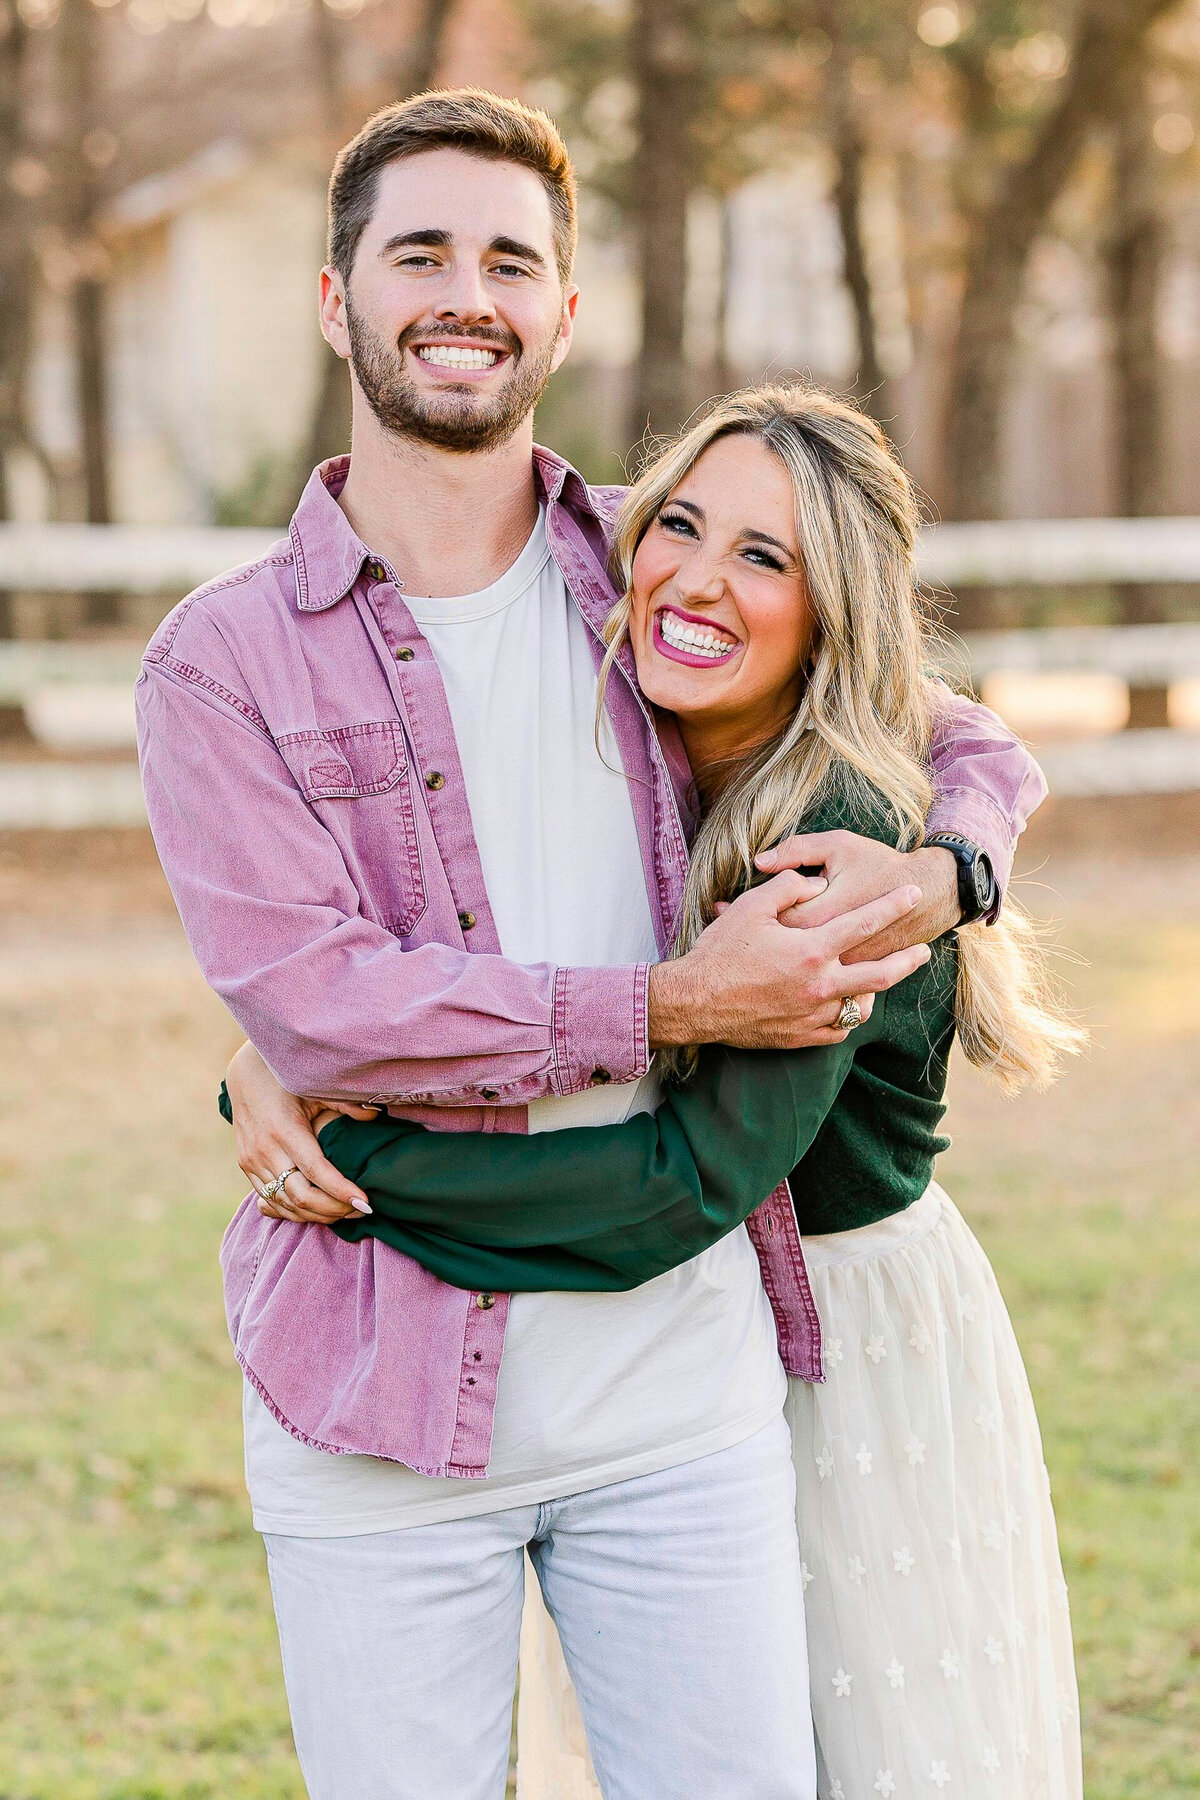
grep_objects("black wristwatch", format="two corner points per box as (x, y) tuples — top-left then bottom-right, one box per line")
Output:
(923, 833), (997, 925)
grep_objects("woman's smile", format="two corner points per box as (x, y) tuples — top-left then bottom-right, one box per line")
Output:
(652, 603), (743, 667)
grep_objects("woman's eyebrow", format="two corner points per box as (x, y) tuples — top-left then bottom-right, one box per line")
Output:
(738, 527), (794, 557)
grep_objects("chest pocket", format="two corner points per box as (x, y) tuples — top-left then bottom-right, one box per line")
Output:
(276, 720), (427, 937)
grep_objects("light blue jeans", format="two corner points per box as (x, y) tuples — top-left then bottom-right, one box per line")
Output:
(264, 1414), (816, 1799)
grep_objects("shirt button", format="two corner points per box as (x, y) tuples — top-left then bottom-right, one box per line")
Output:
(368, 561), (388, 582)
(425, 771), (445, 790)
(480, 1087), (500, 1102)
(394, 645), (415, 661)
(458, 910), (476, 931)
(475, 1292), (496, 1310)
(590, 1067), (612, 1085)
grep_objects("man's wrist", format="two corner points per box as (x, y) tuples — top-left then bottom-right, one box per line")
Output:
(648, 958), (705, 1050)
(907, 845), (961, 934)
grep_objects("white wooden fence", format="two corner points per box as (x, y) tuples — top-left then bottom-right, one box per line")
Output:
(2, 518), (1200, 823)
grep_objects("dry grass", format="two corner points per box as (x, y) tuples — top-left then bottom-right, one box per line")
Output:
(0, 812), (1196, 1797)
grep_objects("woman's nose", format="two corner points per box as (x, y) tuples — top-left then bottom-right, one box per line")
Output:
(673, 555), (726, 606)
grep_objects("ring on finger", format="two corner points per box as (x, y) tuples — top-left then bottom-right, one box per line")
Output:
(260, 1165), (301, 1204)
(836, 996), (863, 1031)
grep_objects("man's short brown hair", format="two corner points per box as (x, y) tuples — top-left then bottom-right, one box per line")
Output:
(328, 87), (578, 288)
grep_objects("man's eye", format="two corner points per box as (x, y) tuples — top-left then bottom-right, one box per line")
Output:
(398, 255), (438, 270)
(492, 262), (530, 278)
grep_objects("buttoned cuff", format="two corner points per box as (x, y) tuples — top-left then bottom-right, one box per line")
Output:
(551, 963), (652, 1095)
(924, 788), (1016, 924)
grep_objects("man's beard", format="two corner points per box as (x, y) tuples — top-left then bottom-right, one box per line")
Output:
(344, 301), (559, 454)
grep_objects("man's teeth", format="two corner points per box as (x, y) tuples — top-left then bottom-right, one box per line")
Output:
(659, 611), (737, 658)
(416, 345), (500, 369)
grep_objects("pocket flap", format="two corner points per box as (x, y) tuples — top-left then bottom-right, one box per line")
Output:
(278, 721), (408, 799)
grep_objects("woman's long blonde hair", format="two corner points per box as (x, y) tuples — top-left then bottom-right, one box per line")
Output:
(598, 384), (1084, 1093)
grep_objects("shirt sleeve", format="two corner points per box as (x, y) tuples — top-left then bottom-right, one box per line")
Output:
(925, 682), (1047, 918)
(137, 659), (649, 1106)
(318, 1026), (873, 1290)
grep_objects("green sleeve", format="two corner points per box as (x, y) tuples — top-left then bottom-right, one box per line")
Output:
(316, 1010), (881, 1290)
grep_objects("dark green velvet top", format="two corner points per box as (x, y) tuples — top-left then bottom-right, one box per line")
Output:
(220, 789), (956, 1293)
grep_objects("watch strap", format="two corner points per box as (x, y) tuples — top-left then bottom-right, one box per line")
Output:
(923, 833), (997, 926)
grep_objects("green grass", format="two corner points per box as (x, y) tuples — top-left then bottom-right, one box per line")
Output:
(0, 880), (1196, 1796)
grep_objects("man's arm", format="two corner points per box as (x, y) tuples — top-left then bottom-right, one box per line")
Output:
(232, 879), (929, 1225)
(753, 685), (1046, 955)
(280, 891), (920, 1287)
(138, 658), (645, 1109)
(924, 682), (1047, 910)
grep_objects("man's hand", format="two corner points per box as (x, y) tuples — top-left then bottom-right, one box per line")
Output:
(225, 1040), (377, 1223)
(755, 831), (960, 963)
(648, 875), (931, 1050)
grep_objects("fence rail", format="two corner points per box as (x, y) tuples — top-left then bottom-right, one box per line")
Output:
(5, 515), (1200, 594)
(2, 520), (1200, 822)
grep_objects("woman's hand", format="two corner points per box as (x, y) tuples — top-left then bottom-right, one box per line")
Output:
(225, 1041), (375, 1222)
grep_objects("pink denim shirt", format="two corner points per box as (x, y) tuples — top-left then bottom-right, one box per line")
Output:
(137, 451), (1046, 1477)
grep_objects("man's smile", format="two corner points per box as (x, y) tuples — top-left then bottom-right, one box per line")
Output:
(409, 337), (512, 380)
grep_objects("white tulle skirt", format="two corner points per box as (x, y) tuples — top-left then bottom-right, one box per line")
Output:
(516, 1185), (1083, 1800)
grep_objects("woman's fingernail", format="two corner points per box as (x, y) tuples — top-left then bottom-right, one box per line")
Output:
(350, 1198), (373, 1215)
(755, 850), (777, 868)
(809, 876), (828, 891)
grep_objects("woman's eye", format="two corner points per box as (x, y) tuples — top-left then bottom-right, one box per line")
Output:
(744, 547), (786, 571)
(658, 511), (697, 537)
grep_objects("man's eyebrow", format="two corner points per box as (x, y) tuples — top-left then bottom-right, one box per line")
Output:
(489, 235), (548, 269)
(377, 229), (549, 270)
(379, 228), (452, 256)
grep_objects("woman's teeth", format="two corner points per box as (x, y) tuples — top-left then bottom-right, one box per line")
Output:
(416, 345), (500, 369)
(658, 610), (738, 659)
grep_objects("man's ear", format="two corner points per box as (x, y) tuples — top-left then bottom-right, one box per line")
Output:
(319, 266), (352, 361)
(549, 284), (580, 375)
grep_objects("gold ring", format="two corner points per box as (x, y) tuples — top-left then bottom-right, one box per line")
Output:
(836, 996), (863, 1031)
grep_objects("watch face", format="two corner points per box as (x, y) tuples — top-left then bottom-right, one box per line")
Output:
(972, 857), (994, 911)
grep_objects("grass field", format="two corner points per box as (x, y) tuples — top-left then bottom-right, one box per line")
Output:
(0, 819), (1197, 1799)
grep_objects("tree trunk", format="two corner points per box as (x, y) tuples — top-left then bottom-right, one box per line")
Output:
(74, 277), (112, 527)
(1107, 82), (1170, 722)
(405, 0), (454, 95)
(945, 0), (1180, 525)
(57, 0), (117, 622)
(628, 0), (701, 445)
(59, 0), (111, 527)
(817, 1), (889, 424)
(0, 10), (31, 636)
(711, 192), (735, 396)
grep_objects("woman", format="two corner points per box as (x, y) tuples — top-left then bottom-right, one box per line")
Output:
(227, 385), (1084, 1797)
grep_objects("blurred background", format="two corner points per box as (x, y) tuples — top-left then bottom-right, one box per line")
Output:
(0, 1), (1197, 1796)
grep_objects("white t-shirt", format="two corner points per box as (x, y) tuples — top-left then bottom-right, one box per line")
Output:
(243, 510), (785, 1535)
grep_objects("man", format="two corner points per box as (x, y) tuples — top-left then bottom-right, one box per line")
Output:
(138, 89), (1044, 1800)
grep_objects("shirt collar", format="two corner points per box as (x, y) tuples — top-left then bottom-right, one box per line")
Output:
(288, 447), (606, 613)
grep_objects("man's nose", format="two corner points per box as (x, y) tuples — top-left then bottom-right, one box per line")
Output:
(433, 261), (496, 325)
